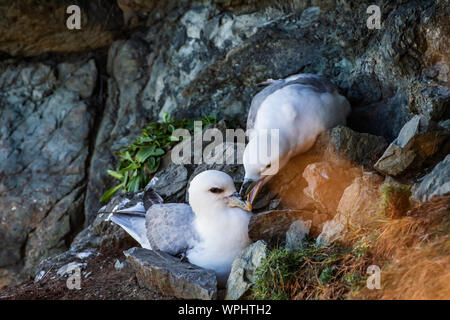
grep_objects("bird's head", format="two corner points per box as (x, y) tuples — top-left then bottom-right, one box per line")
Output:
(188, 170), (250, 216)
(240, 131), (290, 210)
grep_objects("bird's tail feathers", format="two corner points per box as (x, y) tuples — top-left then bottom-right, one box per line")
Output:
(108, 206), (151, 249)
(143, 188), (164, 211)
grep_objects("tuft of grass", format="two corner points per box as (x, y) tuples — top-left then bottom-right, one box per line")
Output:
(100, 113), (217, 202)
(251, 242), (371, 300)
(379, 184), (411, 219)
(352, 196), (450, 300)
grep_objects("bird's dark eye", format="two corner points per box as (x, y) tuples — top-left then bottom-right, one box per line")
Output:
(266, 163), (271, 169)
(209, 187), (223, 194)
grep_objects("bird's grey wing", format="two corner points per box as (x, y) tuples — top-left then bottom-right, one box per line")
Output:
(247, 79), (286, 130)
(284, 73), (337, 94)
(143, 188), (164, 211)
(108, 210), (151, 249)
(145, 203), (197, 256)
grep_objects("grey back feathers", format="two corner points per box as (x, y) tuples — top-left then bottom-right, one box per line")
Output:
(247, 74), (338, 130)
(145, 203), (198, 256)
(109, 188), (197, 255)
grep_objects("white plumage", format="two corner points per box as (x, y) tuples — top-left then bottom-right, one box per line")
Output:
(109, 170), (251, 287)
(241, 73), (351, 204)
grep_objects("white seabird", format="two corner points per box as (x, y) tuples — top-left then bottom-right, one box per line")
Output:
(108, 170), (251, 286)
(240, 73), (351, 206)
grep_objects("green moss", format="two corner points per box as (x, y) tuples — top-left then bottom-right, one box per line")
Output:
(251, 242), (369, 300)
(379, 184), (412, 218)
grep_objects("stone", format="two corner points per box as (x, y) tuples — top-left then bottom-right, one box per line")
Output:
(414, 154), (450, 202)
(303, 162), (361, 215)
(316, 126), (388, 169)
(249, 209), (327, 243)
(316, 172), (383, 245)
(285, 220), (311, 251)
(316, 214), (347, 246)
(225, 240), (268, 300)
(375, 115), (449, 176)
(124, 247), (217, 300)
(114, 259), (127, 271)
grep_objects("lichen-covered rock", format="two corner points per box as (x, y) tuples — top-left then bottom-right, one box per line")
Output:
(374, 115), (449, 176)
(225, 240), (267, 300)
(414, 154), (450, 202)
(124, 247), (217, 300)
(285, 220), (311, 251)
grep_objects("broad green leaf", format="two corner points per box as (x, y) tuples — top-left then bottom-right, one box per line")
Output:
(100, 183), (123, 202)
(107, 170), (123, 181)
(135, 146), (156, 163)
(119, 163), (140, 172)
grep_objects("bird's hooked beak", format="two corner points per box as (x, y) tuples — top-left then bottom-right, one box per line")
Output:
(227, 192), (251, 211)
(239, 178), (265, 211)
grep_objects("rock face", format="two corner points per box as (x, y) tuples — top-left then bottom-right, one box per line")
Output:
(374, 115), (449, 176)
(225, 240), (267, 300)
(1, 0), (450, 286)
(414, 155), (450, 202)
(0, 1), (123, 56)
(124, 247), (217, 300)
(0, 58), (99, 281)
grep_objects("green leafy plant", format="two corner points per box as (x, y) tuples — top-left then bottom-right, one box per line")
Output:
(100, 113), (217, 202)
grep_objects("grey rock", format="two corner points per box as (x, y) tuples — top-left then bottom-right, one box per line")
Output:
(225, 240), (267, 300)
(285, 220), (311, 251)
(318, 126), (388, 169)
(249, 209), (327, 244)
(0, 0), (122, 56)
(414, 154), (450, 202)
(408, 82), (450, 121)
(124, 247), (217, 300)
(375, 115), (449, 176)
